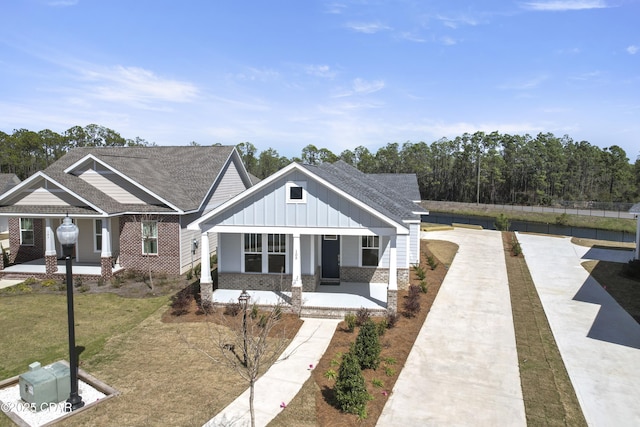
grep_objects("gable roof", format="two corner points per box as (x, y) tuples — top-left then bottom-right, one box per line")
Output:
(190, 160), (426, 233)
(0, 146), (245, 215)
(302, 161), (426, 224)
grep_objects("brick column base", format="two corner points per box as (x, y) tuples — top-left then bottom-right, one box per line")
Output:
(0, 247), (4, 270)
(45, 255), (58, 277)
(101, 257), (113, 282)
(291, 286), (302, 316)
(200, 281), (214, 302)
(387, 288), (398, 315)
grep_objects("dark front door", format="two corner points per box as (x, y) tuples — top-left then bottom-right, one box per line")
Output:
(321, 235), (340, 279)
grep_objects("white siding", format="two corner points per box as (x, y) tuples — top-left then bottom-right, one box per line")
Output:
(217, 170), (389, 230)
(14, 188), (72, 206)
(78, 169), (158, 204)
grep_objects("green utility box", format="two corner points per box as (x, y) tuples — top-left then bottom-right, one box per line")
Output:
(19, 362), (71, 411)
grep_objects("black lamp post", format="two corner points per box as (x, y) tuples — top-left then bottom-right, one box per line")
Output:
(238, 289), (250, 367)
(56, 216), (84, 412)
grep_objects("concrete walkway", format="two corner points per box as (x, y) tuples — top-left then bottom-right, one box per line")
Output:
(0, 279), (22, 290)
(204, 317), (340, 427)
(378, 228), (526, 426)
(517, 233), (640, 426)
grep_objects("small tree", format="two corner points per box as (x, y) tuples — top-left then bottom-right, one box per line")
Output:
(334, 347), (372, 418)
(494, 213), (510, 231)
(353, 320), (381, 370)
(183, 301), (289, 427)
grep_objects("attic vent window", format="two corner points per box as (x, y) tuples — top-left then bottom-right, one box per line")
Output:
(286, 181), (307, 203)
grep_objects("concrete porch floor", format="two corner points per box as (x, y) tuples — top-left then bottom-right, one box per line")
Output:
(212, 282), (388, 310)
(1, 258), (124, 276)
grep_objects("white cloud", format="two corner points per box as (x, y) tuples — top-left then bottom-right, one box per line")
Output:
(627, 45), (639, 55)
(305, 64), (337, 79)
(400, 32), (427, 43)
(47, 0), (79, 6)
(79, 65), (199, 106)
(440, 36), (457, 46)
(522, 0), (609, 11)
(499, 74), (549, 90)
(325, 3), (346, 14)
(353, 78), (385, 95)
(436, 14), (479, 29)
(345, 22), (391, 34)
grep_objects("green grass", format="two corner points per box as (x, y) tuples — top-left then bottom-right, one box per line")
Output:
(0, 293), (169, 379)
(423, 201), (636, 233)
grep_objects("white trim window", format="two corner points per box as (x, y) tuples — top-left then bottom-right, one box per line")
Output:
(286, 181), (307, 203)
(243, 233), (288, 273)
(268, 234), (287, 273)
(361, 235), (379, 267)
(94, 219), (103, 252)
(142, 221), (158, 255)
(244, 233), (262, 272)
(20, 218), (34, 246)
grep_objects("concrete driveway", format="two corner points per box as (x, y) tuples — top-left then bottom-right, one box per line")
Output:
(517, 233), (640, 426)
(378, 228), (526, 426)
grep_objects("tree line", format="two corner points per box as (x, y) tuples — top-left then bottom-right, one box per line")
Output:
(1, 125), (638, 204)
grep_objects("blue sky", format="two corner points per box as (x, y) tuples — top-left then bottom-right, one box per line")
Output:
(1, 0), (638, 160)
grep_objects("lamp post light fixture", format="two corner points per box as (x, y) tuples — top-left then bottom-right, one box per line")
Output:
(56, 216), (84, 412)
(238, 289), (251, 367)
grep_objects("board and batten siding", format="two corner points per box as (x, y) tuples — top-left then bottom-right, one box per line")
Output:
(216, 170), (389, 230)
(78, 168), (158, 205)
(203, 156), (249, 212)
(179, 213), (218, 274)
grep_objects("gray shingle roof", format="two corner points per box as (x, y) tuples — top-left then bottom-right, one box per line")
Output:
(302, 161), (426, 225)
(370, 174), (422, 202)
(1, 146), (236, 215)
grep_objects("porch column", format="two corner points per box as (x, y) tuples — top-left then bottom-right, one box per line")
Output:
(100, 218), (113, 281)
(200, 232), (213, 302)
(387, 234), (398, 314)
(291, 232), (302, 315)
(44, 218), (58, 276)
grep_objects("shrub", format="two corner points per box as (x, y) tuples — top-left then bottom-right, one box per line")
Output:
(412, 264), (426, 280)
(171, 287), (193, 316)
(334, 349), (371, 418)
(376, 319), (388, 336)
(78, 284), (90, 293)
(198, 300), (215, 315)
(344, 313), (357, 332)
(386, 312), (399, 329)
(354, 320), (381, 370)
(186, 268), (193, 280)
(355, 307), (370, 326)
(324, 369), (337, 380)
(40, 279), (59, 288)
(224, 301), (242, 316)
(511, 236), (522, 257)
(403, 285), (421, 317)
(97, 277), (105, 287)
(427, 255), (439, 270)
(494, 213), (510, 231)
(371, 378), (384, 388)
(111, 276), (123, 288)
(419, 279), (428, 294)
(1, 244), (9, 267)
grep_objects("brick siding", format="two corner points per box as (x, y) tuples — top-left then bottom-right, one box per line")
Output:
(339, 266), (410, 289)
(117, 215), (181, 275)
(9, 217), (44, 264)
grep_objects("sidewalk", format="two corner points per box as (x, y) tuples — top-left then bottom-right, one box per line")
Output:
(516, 233), (640, 426)
(203, 317), (340, 427)
(378, 228), (526, 426)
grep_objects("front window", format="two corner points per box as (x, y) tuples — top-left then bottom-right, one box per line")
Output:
(20, 218), (34, 246)
(142, 221), (158, 255)
(94, 219), (103, 252)
(244, 233), (262, 272)
(268, 234), (286, 273)
(361, 236), (379, 267)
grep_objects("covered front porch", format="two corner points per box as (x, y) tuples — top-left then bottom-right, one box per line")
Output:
(211, 281), (389, 318)
(0, 257), (124, 278)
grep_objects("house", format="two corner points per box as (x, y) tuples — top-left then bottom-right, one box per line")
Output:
(188, 160), (427, 314)
(631, 202), (640, 260)
(0, 174), (21, 246)
(0, 146), (253, 280)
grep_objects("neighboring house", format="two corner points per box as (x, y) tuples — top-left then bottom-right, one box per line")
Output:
(631, 202), (640, 260)
(0, 146), (252, 280)
(0, 174), (21, 252)
(188, 160), (427, 314)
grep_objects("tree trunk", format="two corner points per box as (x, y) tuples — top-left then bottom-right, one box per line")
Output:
(249, 380), (255, 427)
